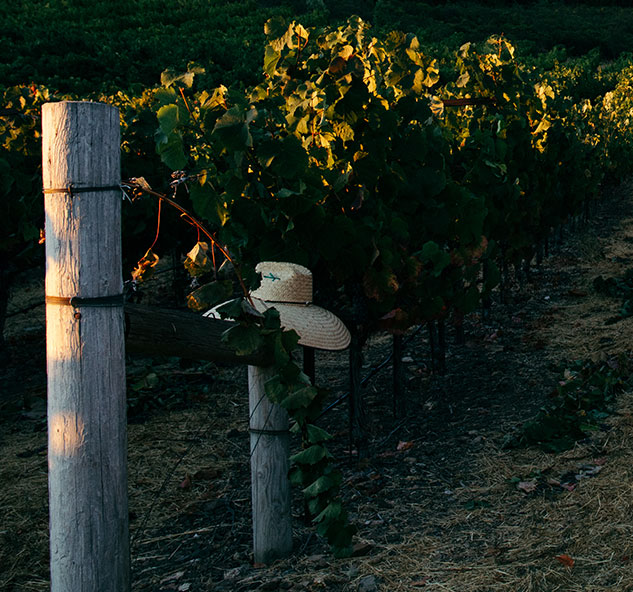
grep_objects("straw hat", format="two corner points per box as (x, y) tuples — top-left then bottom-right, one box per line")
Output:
(204, 261), (351, 351)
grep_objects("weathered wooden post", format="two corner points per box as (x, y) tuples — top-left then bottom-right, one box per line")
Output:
(42, 101), (129, 591)
(207, 261), (350, 563)
(248, 365), (293, 564)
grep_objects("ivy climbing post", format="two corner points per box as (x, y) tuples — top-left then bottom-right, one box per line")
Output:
(42, 101), (129, 591)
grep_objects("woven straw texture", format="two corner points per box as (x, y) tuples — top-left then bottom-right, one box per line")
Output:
(251, 261), (312, 303)
(204, 262), (351, 351)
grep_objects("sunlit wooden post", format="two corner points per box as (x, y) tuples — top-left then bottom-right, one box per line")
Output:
(42, 101), (129, 591)
(248, 365), (292, 563)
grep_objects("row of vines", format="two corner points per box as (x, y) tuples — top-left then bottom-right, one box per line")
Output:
(4, 16), (633, 555)
(151, 17), (633, 333)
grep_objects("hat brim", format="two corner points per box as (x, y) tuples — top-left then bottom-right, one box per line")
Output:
(204, 297), (351, 351)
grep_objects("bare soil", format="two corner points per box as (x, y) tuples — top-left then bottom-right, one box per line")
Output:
(2, 182), (633, 592)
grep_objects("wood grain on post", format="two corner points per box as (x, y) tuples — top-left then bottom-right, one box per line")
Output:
(42, 101), (129, 592)
(248, 365), (292, 563)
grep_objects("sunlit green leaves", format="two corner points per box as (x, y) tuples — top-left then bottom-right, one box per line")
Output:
(264, 45), (281, 77)
(156, 104), (182, 136)
(160, 63), (205, 89)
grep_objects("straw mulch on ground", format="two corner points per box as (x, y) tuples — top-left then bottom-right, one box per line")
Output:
(2, 182), (633, 591)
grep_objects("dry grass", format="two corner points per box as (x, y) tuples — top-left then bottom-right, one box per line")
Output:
(0, 429), (49, 592)
(354, 402), (633, 592)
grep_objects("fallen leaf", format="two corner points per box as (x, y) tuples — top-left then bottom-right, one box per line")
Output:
(397, 440), (414, 451)
(555, 554), (575, 568)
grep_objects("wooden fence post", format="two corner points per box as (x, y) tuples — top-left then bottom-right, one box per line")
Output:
(349, 327), (368, 457)
(248, 365), (292, 563)
(42, 101), (129, 591)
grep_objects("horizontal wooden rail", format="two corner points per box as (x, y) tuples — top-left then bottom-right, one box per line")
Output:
(124, 304), (273, 366)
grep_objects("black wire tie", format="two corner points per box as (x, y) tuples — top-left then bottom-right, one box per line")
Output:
(46, 294), (125, 308)
(249, 428), (289, 436)
(43, 184), (122, 198)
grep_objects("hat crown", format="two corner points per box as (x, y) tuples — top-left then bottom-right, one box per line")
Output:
(251, 261), (313, 303)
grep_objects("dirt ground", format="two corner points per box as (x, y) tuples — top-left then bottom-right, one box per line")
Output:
(2, 182), (633, 591)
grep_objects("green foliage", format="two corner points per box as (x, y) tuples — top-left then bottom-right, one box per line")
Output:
(593, 269), (633, 322)
(0, 0), (305, 95)
(0, 85), (50, 273)
(505, 356), (633, 453)
(374, 1), (633, 60)
(5, 0), (633, 101)
(152, 17), (495, 332)
(150, 17), (633, 336)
